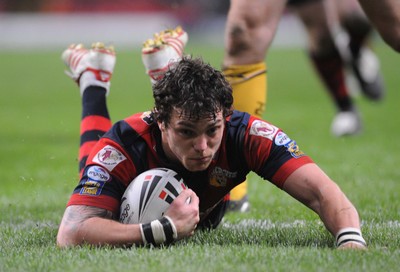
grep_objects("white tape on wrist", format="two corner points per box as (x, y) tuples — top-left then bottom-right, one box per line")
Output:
(335, 227), (367, 248)
(163, 216), (178, 240)
(140, 216), (177, 246)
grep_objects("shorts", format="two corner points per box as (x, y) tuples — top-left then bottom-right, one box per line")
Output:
(287, 0), (321, 7)
(198, 199), (229, 229)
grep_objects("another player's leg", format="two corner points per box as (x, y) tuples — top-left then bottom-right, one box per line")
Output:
(338, 0), (385, 101)
(293, 0), (362, 137)
(62, 42), (116, 175)
(223, 64), (266, 213)
(309, 51), (362, 136)
(223, 0), (286, 212)
(223, 63), (267, 117)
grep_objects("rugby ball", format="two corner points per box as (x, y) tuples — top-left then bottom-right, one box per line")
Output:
(119, 168), (187, 224)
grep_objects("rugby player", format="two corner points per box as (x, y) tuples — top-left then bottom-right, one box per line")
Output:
(56, 28), (367, 250)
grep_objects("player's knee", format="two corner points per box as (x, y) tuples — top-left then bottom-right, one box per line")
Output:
(371, 23), (400, 53)
(310, 32), (337, 56)
(226, 24), (251, 55)
(384, 31), (400, 53)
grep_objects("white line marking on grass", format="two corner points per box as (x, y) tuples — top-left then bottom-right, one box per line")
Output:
(2, 219), (399, 231)
(0, 220), (58, 230)
(221, 219), (400, 229)
(222, 219), (318, 230)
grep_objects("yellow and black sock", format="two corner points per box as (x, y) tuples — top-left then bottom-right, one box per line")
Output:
(223, 62), (267, 208)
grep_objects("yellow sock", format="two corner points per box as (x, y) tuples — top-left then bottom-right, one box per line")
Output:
(223, 62), (267, 117)
(229, 181), (248, 202)
(224, 62), (267, 203)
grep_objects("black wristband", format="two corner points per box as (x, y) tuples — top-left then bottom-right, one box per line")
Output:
(141, 222), (156, 245)
(159, 217), (175, 244)
(140, 216), (177, 246)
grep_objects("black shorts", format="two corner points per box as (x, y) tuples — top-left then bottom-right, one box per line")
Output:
(287, 0), (321, 7)
(198, 199), (229, 229)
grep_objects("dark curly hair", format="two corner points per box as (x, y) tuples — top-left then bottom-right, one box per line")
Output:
(152, 56), (234, 126)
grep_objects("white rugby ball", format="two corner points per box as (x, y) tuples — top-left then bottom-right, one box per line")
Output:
(119, 168), (187, 224)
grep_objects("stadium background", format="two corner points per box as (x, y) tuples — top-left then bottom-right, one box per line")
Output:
(0, 0), (308, 51)
(1, 1), (400, 271)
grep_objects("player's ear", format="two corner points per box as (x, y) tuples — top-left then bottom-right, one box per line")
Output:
(158, 121), (166, 132)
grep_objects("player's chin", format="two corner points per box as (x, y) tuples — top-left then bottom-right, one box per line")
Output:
(184, 160), (212, 172)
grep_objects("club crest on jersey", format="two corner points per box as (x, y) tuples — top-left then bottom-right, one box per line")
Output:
(285, 140), (305, 158)
(92, 145), (127, 171)
(250, 120), (278, 140)
(79, 179), (104, 196)
(210, 167), (237, 187)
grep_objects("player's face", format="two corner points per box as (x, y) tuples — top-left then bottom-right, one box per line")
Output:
(159, 108), (225, 172)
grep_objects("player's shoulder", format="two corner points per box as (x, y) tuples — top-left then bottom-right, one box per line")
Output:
(226, 110), (251, 128)
(103, 111), (156, 145)
(124, 111), (155, 128)
(117, 111), (156, 136)
(227, 110), (282, 142)
(227, 110), (278, 130)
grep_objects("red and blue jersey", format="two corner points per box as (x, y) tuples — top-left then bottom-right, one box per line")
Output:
(67, 110), (313, 219)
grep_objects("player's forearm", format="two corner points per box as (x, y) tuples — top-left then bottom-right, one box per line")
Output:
(56, 205), (143, 248)
(77, 217), (142, 247)
(319, 192), (361, 235)
(283, 164), (362, 233)
(283, 164), (366, 248)
(318, 191), (367, 248)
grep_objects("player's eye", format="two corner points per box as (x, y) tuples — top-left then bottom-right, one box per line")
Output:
(178, 129), (195, 137)
(207, 126), (220, 136)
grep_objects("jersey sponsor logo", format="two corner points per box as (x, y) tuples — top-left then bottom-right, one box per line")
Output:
(92, 145), (127, 171)
(285, 140), (305, 158)
(79, 178), (105, 196)
(87, 165), (110, 182)
(140, 111), (154, 125)
(275, 131), (291, 146)
(210, 167), (237, 187)
(249, 120), (278, 141)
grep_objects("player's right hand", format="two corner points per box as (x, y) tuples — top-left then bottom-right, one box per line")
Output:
(165, 189), (199, 240)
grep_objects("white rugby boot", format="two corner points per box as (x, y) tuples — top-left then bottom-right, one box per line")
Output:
(331, 110), (362, 137)
(62, 42), (116, 95)
(142, 26), (188, 84)
(351, 47), (385, 101)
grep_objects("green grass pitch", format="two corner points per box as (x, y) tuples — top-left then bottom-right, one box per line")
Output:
(0, 39), (399, 271)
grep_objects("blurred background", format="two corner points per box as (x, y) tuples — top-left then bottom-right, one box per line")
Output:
(0, 0), (308, 51)
(1, 1), (399, 248)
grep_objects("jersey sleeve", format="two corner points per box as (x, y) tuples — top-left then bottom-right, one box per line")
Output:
(66, 113), (159, 214)
(244, 117), (314, 188)
(66, 136), (136, 214)
(66, 116), (146, 215)
(66, 164), (126, 214)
